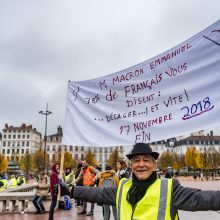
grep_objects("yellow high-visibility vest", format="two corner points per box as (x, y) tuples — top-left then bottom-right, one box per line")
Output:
(0, 179), (7, 191)
(116, 178), (179, 220)
(9, 178), (17, 188)
(65, 173), (75, 185)
(17, 176), (26, 185)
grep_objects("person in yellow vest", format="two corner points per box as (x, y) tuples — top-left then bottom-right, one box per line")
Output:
(0, 174), (8, 191)
(17, 173), (26, 186)
(64, 167), (75, 186)
(7, 175), (18, 188)
(71, 143), (220, 220)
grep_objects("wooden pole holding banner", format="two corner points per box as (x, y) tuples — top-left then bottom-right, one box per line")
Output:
(57, 145), (65, 202)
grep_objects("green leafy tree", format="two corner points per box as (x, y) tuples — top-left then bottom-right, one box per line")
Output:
(18, 153), (33, 177)
(32, 148), (48, 173)
(207, 147), (220, 170)
(107, 148), (122, 170)
(185, 146), (198, 170)
(85, 148), (98, 166)
(58, 151), (75, 169)
(158, 151), (173, 171)
(0, 154), (8, 173)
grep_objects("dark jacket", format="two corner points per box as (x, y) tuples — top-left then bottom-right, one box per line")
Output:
(72, 178), (220, 211)
(50, 164), (59, 196)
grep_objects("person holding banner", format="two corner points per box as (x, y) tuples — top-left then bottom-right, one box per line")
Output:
(48, 164), (59, 220)
(71, 143), (220, 220)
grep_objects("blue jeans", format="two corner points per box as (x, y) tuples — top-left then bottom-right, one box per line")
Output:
(32, 195), (45, 212)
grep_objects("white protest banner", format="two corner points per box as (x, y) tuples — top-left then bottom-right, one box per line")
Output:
(62, 20), (220, 146)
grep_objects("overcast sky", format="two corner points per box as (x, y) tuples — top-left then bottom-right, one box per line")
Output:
(0, 0), (220, 137)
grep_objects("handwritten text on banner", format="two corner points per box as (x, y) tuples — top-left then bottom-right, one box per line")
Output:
(63, 20), (220, 146)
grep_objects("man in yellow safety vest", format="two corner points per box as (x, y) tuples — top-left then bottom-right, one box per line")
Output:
(7, 175), (18, 188)
(71, 143), (220, 220)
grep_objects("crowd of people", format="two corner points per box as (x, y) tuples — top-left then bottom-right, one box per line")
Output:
(0, 172), (26, 190)
(48, 158), (131, 220)
(1, 143), (220, 220)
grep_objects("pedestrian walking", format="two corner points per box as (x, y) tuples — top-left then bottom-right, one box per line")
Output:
(71, 143), (220, 220)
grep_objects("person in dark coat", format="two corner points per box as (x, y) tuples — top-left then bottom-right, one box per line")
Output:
(75, 162), (83, 207)
(71, 143), (220, 220)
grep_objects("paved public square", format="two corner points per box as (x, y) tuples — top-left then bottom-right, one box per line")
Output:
(1, 177), (220, 220)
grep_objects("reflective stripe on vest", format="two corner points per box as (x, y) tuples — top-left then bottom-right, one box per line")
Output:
(116, 178), (178, 220)
(0, 179), (7, 190)
(116, 178), (130, 220)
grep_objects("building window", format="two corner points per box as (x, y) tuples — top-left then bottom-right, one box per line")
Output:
(22, 135), (25, 139)
(7, 141), (11, 147)
(3, 142), (6, 147)
(81, 146), (84, 151)
(27, 135), (30, 139)
(21, 149), (24, 154)
(3, 135), (6, 138)
(26, 141), (29, 146)
(18, 135), (21, 139)
(2, 149), (5, 154)
(81, 154), (84, 160)
(75, 154), (78, 160)
(22, 141), (25, 146)
(70, 146), (73, 151)
(75, 146), (78, 151)
(99, 155), (102, 162)
(13, 135), (16, 139)
(17, 141), (20, 147)
(7, 149), (10, 154)
(8, 135), (11, 138)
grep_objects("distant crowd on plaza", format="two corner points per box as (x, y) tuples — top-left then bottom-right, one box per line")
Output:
(1, 143), (220, 220)
(0, 172), (26, 190)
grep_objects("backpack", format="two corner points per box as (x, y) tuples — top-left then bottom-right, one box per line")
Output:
(99, 175), (118, 188)
(64, 195), (72, 210)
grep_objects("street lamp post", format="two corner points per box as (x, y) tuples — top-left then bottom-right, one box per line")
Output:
(39, 103), (52, 172)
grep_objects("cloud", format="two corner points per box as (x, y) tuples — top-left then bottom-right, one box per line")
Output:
(0, 0), (220, 136)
